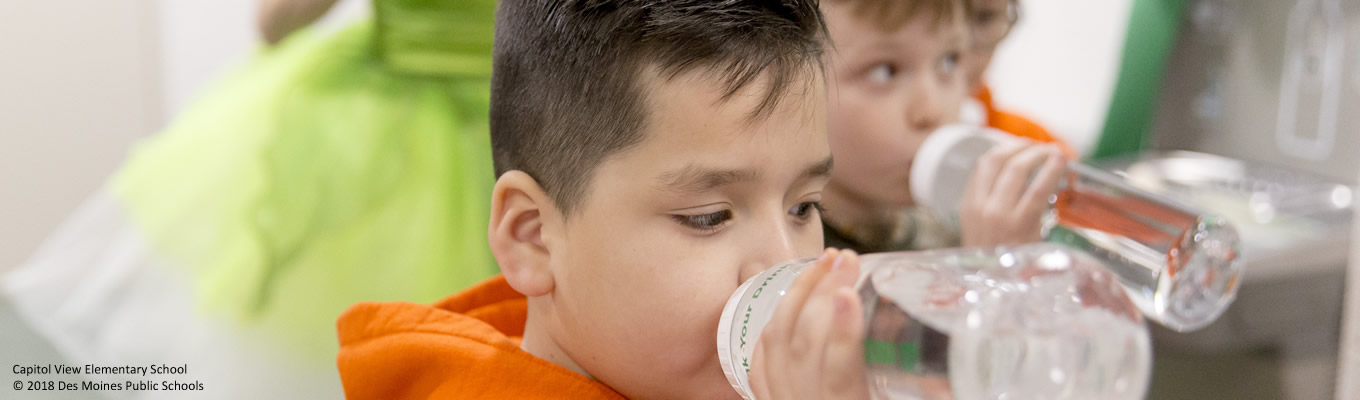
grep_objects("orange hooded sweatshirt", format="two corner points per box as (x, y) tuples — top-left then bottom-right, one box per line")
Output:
(337, 276), (627, 399)
(976, 85), (1078, 160)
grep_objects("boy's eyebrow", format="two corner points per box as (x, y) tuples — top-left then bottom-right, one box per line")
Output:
(658, 164), (761, 196)
(656, 156), (833, 196)
(802, 156), (834, 179)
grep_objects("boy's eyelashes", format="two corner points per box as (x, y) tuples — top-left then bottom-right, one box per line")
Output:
(671, 209), (733, 233)
(669, 201), (824, 233)
(789, 201), (825, 222)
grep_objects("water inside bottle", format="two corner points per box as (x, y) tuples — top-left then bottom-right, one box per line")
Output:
(858, 246), (1150, 399)
(1045, 163), (1242, 331)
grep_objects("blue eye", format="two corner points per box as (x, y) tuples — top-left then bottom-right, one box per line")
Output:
(789, 201), (824, 222)
(939, 52), (960, 75)
(868, 63), (896, 83)
(672, 210), (732, 232)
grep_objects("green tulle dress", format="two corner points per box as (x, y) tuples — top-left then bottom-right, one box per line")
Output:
(111, 0), (498, 360)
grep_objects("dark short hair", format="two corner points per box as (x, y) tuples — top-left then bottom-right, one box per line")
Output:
(490, 0), (829, 216)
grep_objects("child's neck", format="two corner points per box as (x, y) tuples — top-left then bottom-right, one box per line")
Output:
(521, 306), (594, 379)
(821, 182), (914, 250)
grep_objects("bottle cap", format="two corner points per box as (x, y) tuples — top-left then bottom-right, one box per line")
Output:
(910, 125), (1018, 212)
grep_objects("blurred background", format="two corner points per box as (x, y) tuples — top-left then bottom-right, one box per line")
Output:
(0, 0), (370, 273)
(2, 0), (1359, 399)
(0, 0), (1133, 273)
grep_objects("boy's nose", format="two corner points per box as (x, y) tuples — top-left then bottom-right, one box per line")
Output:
(905, 80), (946, 134)
(738, 223), (802, 283)
(908, 107), (944, 134)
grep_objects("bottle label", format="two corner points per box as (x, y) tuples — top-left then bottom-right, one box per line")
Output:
(716, 259), (810, 399)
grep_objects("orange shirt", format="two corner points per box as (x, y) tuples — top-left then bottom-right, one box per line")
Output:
(337, 276), (626, 400)
(976, 85), (1078, 160)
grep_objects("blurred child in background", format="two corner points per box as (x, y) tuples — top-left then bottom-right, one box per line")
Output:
(818, 0), (1070, 253)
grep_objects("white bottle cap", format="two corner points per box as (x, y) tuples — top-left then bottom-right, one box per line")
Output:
(910, 125), (1020, 214)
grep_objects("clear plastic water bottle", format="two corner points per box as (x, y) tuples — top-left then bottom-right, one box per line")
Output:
(909, 124), (1243, 332)
(717, 243), (1151, 400)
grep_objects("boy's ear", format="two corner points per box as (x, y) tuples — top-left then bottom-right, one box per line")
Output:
(489, 170), (557, 297)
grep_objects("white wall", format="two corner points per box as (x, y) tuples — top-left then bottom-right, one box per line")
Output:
(0, 1), (162, 272)
(986, 0), (1135, 156)
(156, 0), (260, 120)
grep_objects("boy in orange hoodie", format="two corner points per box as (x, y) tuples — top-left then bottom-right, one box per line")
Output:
(338, 1), (873, 399)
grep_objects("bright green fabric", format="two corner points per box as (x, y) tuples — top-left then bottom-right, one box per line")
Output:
(112, 3), (496, 360)
(1091, 0), (1188, 160)
(375, 0), (496, 77)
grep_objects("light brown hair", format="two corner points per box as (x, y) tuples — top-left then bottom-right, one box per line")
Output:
(824, 0), (964, 31)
